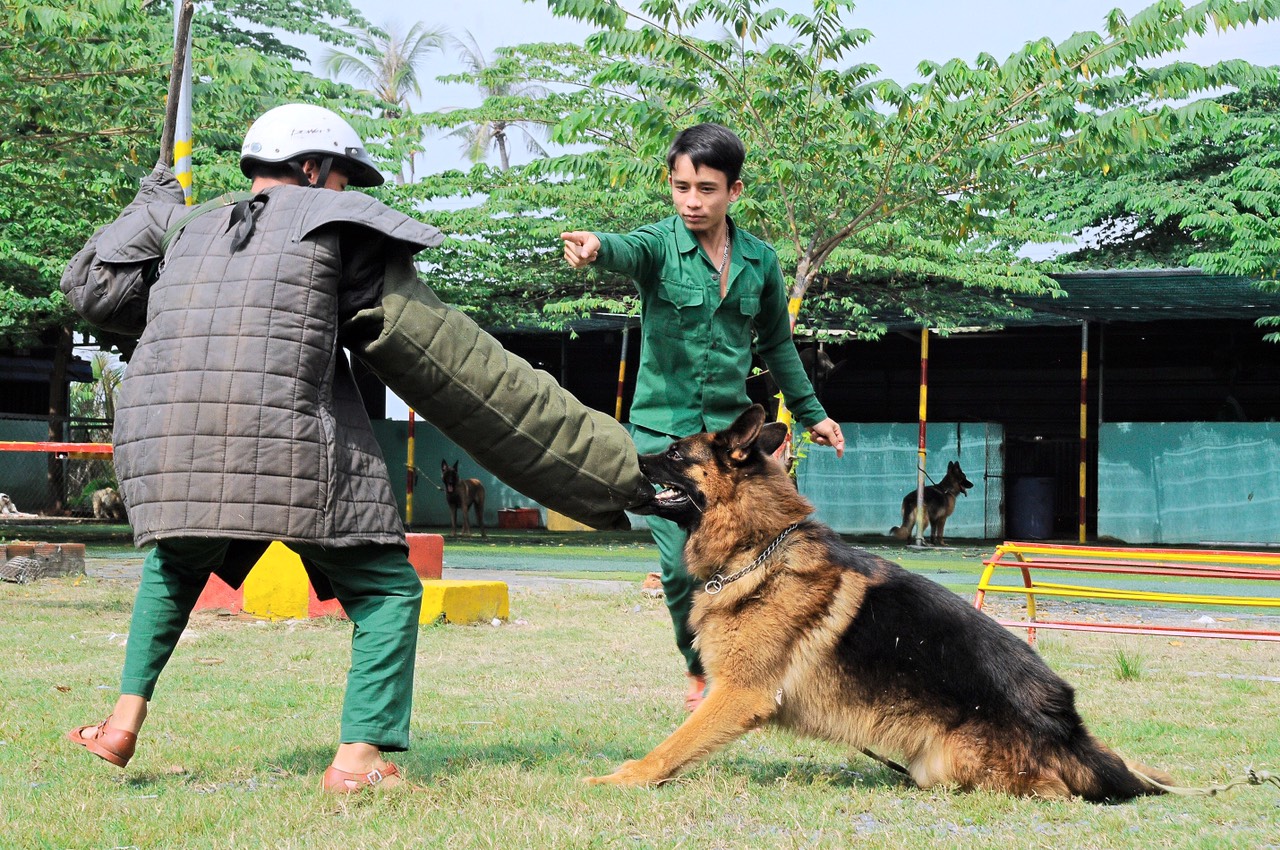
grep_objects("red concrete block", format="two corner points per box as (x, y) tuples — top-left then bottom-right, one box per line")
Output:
(498, 508), (541, 529)
(194, 573), (245, 614)
(306, 583), (346, 618)
(407, 533), (443, 580)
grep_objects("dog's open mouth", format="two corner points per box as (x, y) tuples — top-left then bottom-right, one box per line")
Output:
(651, 481), (691, 507)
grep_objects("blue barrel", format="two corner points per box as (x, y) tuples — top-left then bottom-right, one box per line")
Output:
(1008, 476), (1055, 539)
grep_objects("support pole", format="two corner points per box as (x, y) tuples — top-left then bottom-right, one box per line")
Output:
(1079, 322), (1089, 543)
(168, 0), (195, 204)
(915, 329), (930, 546)
(406, 409), (416, 526)
(614, 324), (630, 421)
(773, 295), (803, 467)
(159, 1), (194, 177)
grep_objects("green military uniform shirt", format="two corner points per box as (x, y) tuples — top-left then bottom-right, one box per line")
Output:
(595, 214), (828, 438)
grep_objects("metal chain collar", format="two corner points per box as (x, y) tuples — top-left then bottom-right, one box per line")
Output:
(704, 522), (803, 595)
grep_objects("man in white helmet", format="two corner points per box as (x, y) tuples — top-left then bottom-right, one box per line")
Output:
(60, 102), (649, 793)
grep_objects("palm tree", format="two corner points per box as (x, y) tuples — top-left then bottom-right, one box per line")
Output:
(320, 20), (448, 182)
(446, 30), (549, 171)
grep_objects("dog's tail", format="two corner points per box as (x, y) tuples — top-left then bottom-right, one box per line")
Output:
(889, 504), (915, 540)
(1062, 737), (1172, 801)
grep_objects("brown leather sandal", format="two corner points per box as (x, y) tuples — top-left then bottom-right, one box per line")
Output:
(67, 716), (137, 768)
(321, 761), (401, 794)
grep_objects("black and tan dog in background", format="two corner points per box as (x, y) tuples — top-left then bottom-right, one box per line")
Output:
(890, 460), (973, 545)
(441, 459), (486, 538)
(591, 405), (1171, 800)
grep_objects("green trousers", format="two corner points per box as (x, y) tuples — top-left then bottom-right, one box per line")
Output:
(632, 427), (703, 678)
(120, 538), (423, 752)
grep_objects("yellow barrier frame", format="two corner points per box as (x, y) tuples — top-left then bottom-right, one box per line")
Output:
(974, 541), (1280, 644)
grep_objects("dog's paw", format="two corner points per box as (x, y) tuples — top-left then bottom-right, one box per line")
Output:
(583, 760), (657, 787)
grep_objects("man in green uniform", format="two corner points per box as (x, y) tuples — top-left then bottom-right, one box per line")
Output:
(561, 123), (845, 710)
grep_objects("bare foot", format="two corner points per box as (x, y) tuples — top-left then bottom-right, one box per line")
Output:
(685, 673), (707, 712)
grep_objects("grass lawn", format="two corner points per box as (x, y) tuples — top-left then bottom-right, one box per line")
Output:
(3, 539), (1279, 850)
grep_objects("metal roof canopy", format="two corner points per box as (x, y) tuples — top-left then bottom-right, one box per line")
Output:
(840, 269), (1280, 333)
(508, 269), (1280, 334)
(1013, 269), (1280, 325)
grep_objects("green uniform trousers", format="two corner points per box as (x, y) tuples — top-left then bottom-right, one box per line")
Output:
(632, 426), (703, 679)
(120, 538), (423, 752)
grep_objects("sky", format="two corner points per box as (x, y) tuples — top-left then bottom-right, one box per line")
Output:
(332, 0), (1279, 158)
(308, 1), (1278, 418)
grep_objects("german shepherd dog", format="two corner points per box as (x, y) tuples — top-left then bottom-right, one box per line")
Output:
(890, 460), (973, 545)
(592, 405), (1171, 800)
(441, 459), (486, 537)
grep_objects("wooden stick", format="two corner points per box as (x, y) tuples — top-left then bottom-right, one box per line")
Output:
(159, 1), (195, 168)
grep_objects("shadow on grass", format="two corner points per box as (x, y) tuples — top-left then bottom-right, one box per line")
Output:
(721, 753), (912, 790)
(268, 736), (913, 792)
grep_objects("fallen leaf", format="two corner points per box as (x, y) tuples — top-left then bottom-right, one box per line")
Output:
(54, 685), (71, 693)
(196, 657), (224, 665)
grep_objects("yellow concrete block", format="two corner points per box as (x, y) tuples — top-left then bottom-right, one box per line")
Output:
(546, 509), (594, 532)
(235, 544), (510, 626)
(420, 580), (509, 625)
(242, 542), (310, 620)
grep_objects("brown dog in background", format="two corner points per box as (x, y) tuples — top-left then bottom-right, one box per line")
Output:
(592, 405), (1171, 800)
(92, 487), (128, 522)
(441, 459), (486, 537)
(890, 460), (973, 545)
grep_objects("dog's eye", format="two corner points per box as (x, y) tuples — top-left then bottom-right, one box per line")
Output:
(667, 447), (682, 461)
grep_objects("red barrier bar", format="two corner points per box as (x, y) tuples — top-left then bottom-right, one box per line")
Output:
(0, 441), (113, 455)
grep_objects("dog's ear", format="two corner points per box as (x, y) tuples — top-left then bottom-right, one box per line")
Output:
(441, 460), (449, 473)
(756, 422), (789, 457)
(720, 404), (767, 462)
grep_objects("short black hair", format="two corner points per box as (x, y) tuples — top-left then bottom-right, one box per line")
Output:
(244, 156), (351, 186)
(243, 159), (307, 184)
(666, 123), (745, 187)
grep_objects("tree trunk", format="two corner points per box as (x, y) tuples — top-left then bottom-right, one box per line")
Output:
(46, 326), (73, 514)
(496, 129), (510, 172)
(787, 259), (815, 330)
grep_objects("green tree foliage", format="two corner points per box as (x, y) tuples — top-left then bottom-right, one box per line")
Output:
(416, 0), (1278, 335)
(1013, 82), (1280, 337)
(0, 0), (375, 348)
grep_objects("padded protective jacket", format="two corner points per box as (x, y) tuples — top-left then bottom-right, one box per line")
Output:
(62, 167), (440, 547)
(62, 167), (650, 548)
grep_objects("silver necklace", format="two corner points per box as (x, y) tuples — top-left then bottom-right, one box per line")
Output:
(712, 236), (731, 280)
(704, 522), (802, 595)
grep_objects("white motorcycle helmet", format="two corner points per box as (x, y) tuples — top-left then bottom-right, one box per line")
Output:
(239, 103), (384, 187)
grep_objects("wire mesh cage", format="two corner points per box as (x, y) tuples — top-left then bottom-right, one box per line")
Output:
(0, 415), (118, 518)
